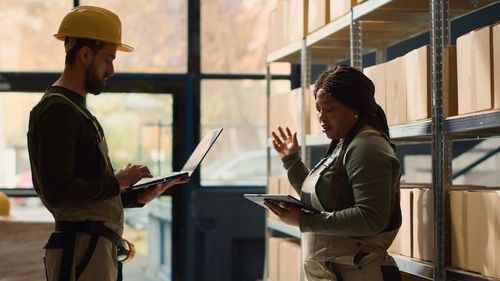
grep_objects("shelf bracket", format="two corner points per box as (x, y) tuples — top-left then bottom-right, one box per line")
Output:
(350, 17), (363, 69)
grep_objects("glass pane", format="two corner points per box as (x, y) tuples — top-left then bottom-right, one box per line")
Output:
(81, 0), (187, 73)
(87, 93), (173, 175)
(0, 0), (71, 71)
(86, 93), (174, 280)
(0, 93), (41, 189)
(200, 79), (290, 186)
(201, 0), (291, 74)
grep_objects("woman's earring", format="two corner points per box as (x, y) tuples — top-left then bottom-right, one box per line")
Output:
(355, 113), (359, 119)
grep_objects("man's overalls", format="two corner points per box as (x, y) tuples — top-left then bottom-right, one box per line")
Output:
(40, 91), (125, 281)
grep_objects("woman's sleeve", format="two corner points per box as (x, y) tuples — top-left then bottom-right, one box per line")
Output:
(281, 151), (310, 195)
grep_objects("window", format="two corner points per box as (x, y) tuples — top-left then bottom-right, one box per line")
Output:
(0, 0), (71, 71)
(81, 0), (187, 73)
(201, 0), (290, 74)
(200, 79), (290, 186)
(0, 93), (40, 189)
(87, 93), (174, 175)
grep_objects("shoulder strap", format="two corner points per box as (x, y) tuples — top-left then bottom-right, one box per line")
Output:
(42, 93), (104, 141)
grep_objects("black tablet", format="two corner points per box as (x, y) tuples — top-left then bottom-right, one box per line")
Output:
(243, 194), (320, 214)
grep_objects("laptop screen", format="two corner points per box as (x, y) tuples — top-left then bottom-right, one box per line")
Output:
(181, 128), (223, 176)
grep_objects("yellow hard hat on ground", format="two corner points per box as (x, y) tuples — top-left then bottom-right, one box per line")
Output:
(0, 192), (10, 217)
(54, 6), (133, 52)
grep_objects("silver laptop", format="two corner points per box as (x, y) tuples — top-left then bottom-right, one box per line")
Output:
(131, 128), (223, 190)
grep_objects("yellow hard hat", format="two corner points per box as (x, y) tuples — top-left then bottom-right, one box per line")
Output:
(0, 192), (10, 217)
(54, 6), (133, 52)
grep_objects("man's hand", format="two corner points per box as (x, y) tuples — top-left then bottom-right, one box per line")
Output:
(137, 177), (189, 204)
(115, 163), (152, 190)
(264, 200), (301, 226)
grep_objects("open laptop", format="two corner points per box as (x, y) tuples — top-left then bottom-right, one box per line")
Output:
(130, 128), (223, 190)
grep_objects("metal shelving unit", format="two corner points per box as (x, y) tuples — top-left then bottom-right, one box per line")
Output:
(265, 0), (500, 280)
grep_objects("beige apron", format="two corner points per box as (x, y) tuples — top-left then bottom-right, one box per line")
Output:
(40, 93), (124, 281)
(301, 144), (399, 281)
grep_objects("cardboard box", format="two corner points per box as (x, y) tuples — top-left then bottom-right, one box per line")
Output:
(330, 0), (356, 22)
(267, 2), (289, 53)
(451, 189), (500, 278)
(268, 237), (281, 281)
(457, 25), (494, 114)
(268, 177), (281, 220)
(412, 186), (434, 261)
(363, 62), (387, 114)
(308, 0), (329, 33)
(279, 239), (302, 281)
(389, 188), (412, 257)
(309, 85), (323, 135)
(385, 57), (407, 125)
(288, 0), (308, 43)
(404, 45), (458, 121)
(494, 23), (500, 109)
(269, 88), (311, 136)
(405, 46), (430, 121)
(279, 176), (299, 198)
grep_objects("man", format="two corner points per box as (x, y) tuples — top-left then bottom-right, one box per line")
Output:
(27, 6), (186, 281)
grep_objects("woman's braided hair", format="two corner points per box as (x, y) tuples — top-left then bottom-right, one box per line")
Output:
(313, 65), (395, 210)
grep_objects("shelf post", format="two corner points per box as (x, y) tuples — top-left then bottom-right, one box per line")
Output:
(350, 17), (363, 69)
(430, 0), (451, 280)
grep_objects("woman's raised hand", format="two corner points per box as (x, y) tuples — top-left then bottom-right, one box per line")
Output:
(271, 126), (299, 158)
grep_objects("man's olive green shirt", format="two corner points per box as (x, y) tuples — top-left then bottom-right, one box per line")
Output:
(27, 86), (142, 210)
(282, 127), (401, 237)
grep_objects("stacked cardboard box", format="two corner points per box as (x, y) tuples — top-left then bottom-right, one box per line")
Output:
(278, 239), (302, 281)
(457, 24), (500, 114)
(451, 188), (500, 278)
(363, 62), (387, 114)
(267, 0), (309, 53)
(330, 0), (356, 22)
(364, 45), (457, 125)
(268, 238), (302, 281)
(308, 0), (329, 34)
(269, 88), (311, 136)
(388, 187), (413, 257)
(267, 176), (282, 220)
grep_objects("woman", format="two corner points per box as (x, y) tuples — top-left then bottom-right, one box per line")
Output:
(265, 65), (402, 281)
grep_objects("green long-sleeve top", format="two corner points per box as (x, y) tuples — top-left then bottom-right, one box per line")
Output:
(282, 127), (401, 237)
(27, 86), (143, 210)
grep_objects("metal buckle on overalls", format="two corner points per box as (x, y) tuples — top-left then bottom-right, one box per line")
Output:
(117, 238), (136, 264)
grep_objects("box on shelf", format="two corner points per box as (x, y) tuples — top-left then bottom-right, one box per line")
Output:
(451, 189), (500, 278)
(269, 88), (311, 137)
(494, 22), (500, 110)
(388, 187), (412, 257)
(385, 57), (407, 125)
(267, 0), (292, 53)
(363, 62), (387, 114)
(457, 24), (496, 114)
(268, 177), (281, 220)
(330, 0), (356, 22)
(279, 239), (302, 281)
(287, 0), (308, 43)
(411, 185), (433, 262)
(279, 176), (299, 198)
(309, 85), (323, 135)
(308, 0), (329, 34)
(268, 237), (281, 281)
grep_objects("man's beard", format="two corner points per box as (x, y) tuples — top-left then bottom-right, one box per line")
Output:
(85, 61), (106, 95)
